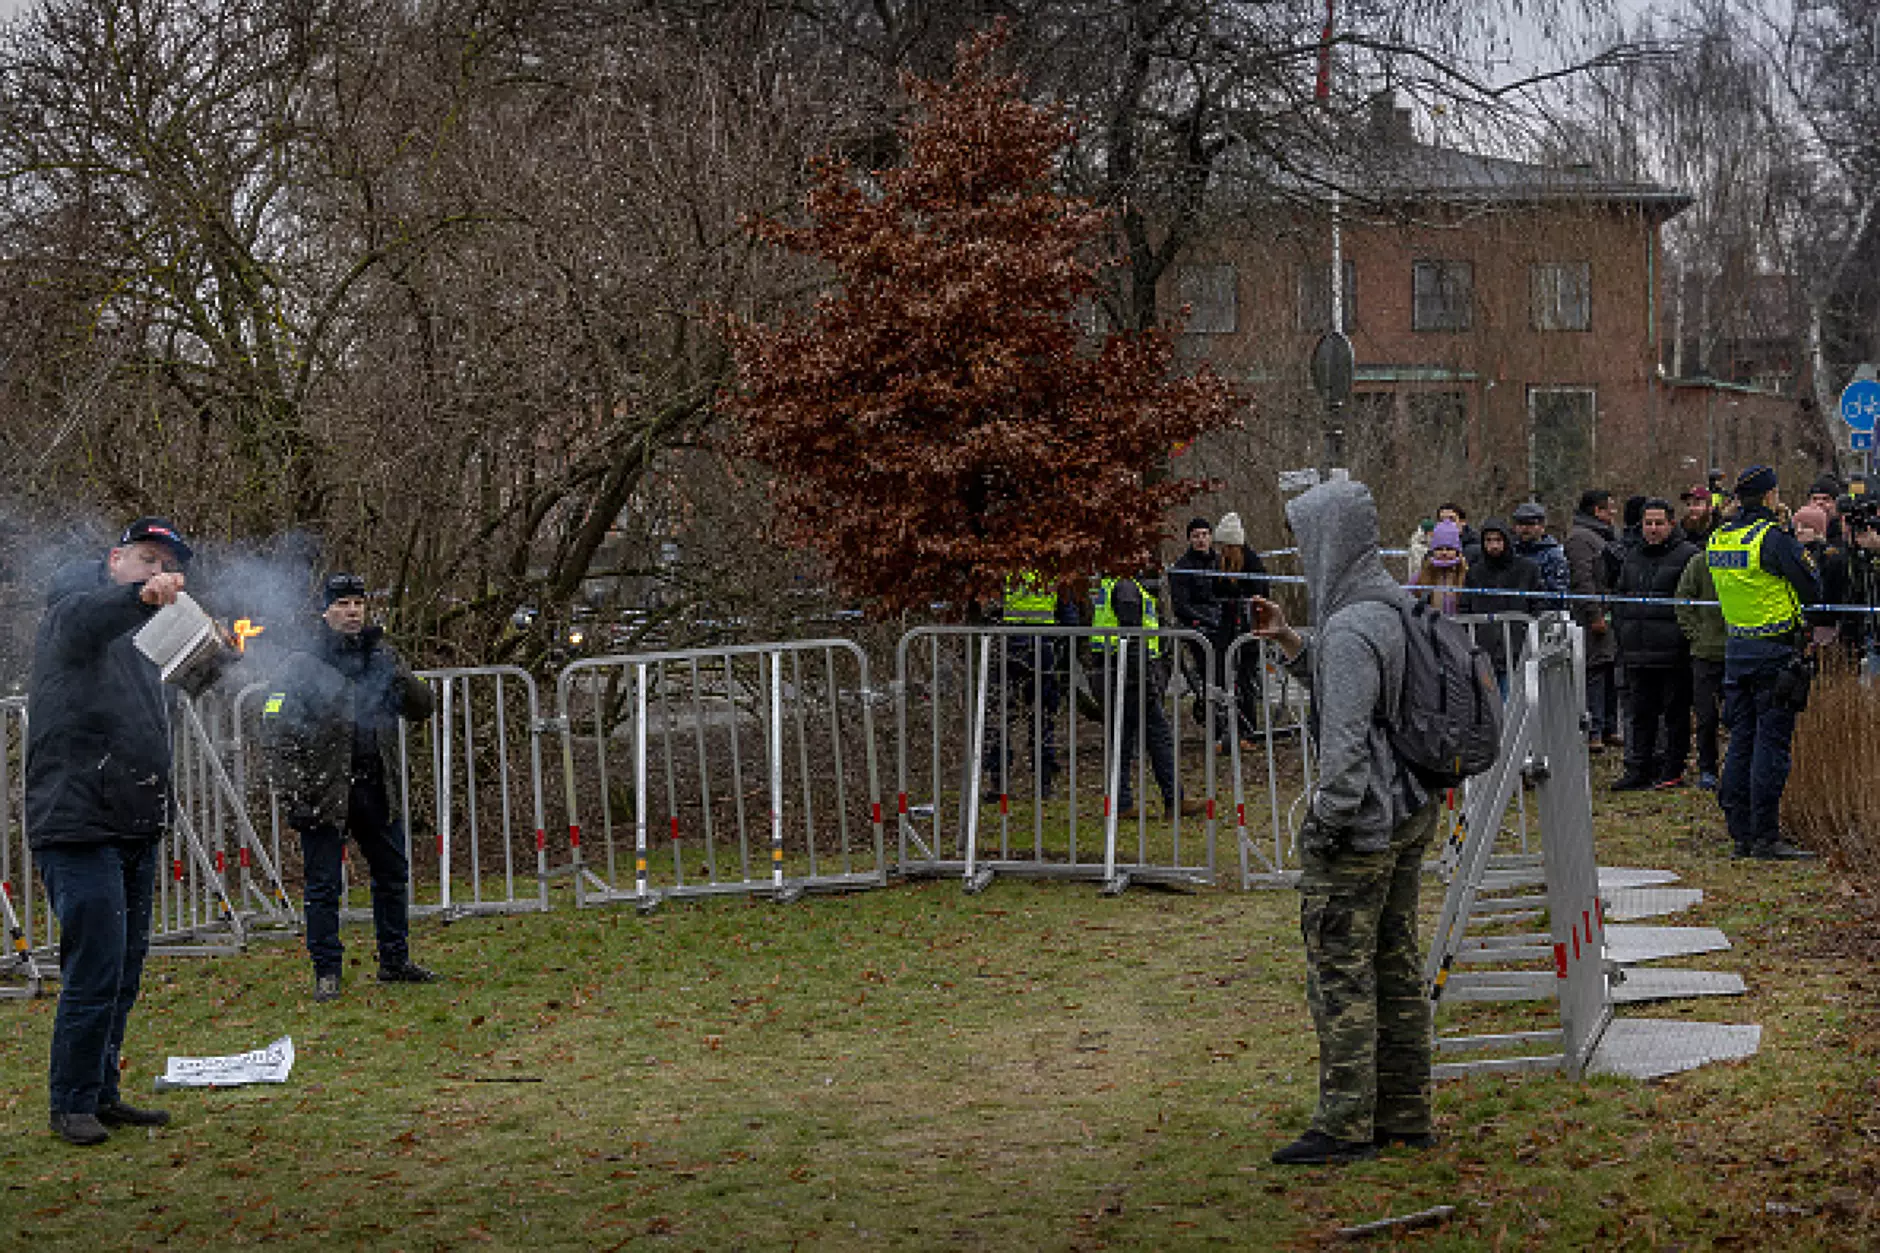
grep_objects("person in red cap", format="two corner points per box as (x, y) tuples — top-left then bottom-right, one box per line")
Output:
(27, 517), (194, 1145)
(1679, 483), (1718, 544)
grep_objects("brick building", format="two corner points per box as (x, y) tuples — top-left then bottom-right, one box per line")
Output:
(1166, 101), (1828, 544)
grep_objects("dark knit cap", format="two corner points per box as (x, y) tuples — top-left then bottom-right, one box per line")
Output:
(1736, 465), (1778, 499)
(323, 572), (367, 607)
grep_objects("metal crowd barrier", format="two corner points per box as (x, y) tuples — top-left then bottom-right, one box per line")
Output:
(155, 694), (298, 955)
(894, 626), (1218, 894)
(555, 641), (887, 908)
(399, 666), (552, 919)
(0, 696), (47, 996)
(1428, 617), (1612, 1078)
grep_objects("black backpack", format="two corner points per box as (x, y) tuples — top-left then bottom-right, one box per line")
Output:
(1387, 599), (1504, 788)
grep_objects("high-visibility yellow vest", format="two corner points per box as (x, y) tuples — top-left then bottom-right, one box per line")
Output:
(1002, 573), (1057, 625)
(1091, 577), (1162, 655)
(1707, 520), (1803, 640)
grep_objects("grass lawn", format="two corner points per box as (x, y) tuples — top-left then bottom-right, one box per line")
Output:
(2, 753), (1877, 1251)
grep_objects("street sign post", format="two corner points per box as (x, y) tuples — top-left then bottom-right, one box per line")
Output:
(1844, 372), (1880, 477)
(1839, 378), (1880, 433)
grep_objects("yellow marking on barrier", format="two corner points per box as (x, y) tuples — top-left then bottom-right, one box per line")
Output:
(772, 848), (784, 862)
(635, 858), (647, 872)
(263, 694), (285, 715)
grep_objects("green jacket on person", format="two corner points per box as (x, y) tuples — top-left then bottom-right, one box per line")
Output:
(1674, 550), (1727, 664)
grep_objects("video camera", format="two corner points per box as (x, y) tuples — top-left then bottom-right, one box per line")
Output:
(1843, 496), (1879, 537)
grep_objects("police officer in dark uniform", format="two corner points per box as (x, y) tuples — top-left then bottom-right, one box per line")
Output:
(1706, 466), (1821, 860)
(982, 571), (1080, 798)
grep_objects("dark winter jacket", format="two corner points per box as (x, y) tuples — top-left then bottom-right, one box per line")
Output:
(25, 561), (173, 848)
(1512, 534), (1569, 608)
(1461, 521), (1543, 674)
(261, 624), (435, 829)
(1168, 549), (1221, 632)
(1613, 531), (1700, 668)
(1564, 513), (1619, 668)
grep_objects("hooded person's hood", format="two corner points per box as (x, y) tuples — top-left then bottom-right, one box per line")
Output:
(1283, 480), (1406, 632)
(1477, 519), (1512, 566)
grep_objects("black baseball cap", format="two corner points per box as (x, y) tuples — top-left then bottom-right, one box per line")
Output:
(1511, 501), (1547, 523)
(323, 573), (368, 607)
(118, 517), (193, 565)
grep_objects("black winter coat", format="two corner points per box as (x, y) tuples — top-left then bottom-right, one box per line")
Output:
(262, 624), (435, 830)
(1169, 549), (1221, 631)
(1460, 528), (1542, 674)
(26, 561), (172, 848)
(1613, 534), (1699, 668)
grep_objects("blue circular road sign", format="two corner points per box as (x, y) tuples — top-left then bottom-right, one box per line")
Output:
(1840, 378), (1880, 433)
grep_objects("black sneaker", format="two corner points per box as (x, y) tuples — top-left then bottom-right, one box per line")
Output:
(1610, 773), (1653, 793)
(97, 1100), (170, 1128)
(1373, 1129), (1437, 1150)
(377, 960), (439, 984)
(49, 1112), (110, 1145)
(313, 972), (342, 1002)
(1749, 839), (1817, 861)
(1270, 1129), (1377, 1165)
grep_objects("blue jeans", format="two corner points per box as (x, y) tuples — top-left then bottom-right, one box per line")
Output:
(1718, 672), (1796, 851)
(37, 841), (158, 1115)
(299, 781), (412, 976)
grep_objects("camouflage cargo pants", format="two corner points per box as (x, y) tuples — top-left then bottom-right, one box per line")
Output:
(1298, 799), (1439, 1143)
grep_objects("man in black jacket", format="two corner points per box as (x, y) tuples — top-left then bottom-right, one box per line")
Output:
(1611, 500), (1700, 790)
(27, 518), (194, 1145)
(263, 574), (438, 1001)
(1460, 520), (1542, 694)
(1168, 517), (1224, 732)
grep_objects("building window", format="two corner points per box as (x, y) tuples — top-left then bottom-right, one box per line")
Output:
(1295, 260), (1357, 332)
(1412, 260), (1473, 331)
(1174, 263), (1237, 333)
(1528, 387), (1596, 506)
(1531, 262), (1591, 331)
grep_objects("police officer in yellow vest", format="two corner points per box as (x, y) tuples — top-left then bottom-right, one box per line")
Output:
(1092, 571), (1204, 819)
(1707, 465), (1821, 860)
(983, 572), (1079, 797)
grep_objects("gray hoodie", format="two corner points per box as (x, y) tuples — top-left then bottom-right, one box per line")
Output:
(1284, 480), (1428, 853)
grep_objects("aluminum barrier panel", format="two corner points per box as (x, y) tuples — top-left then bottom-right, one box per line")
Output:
(157, 694), (299, 955)
(1427, 616), (1613, 1079)
(556, 641), (887, 908)
(895, 626), (1217, 894)
(399, 666), (552, 920)
(0, 696), (46, 996)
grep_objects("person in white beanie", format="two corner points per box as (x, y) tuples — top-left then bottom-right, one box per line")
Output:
(1210, 510), (1270, 745)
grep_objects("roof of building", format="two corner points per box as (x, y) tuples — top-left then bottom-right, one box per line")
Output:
(1225, 96), (1692, 221)
(1352, 143), (1692, 217)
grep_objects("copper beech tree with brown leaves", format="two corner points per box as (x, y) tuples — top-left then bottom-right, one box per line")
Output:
(727, 26), (1238, 619)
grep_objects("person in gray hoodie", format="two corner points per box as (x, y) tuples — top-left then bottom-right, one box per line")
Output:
(1248, 480), (1439, 1166)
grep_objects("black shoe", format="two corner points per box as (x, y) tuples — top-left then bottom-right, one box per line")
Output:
(313, 972), (342, 1002)
(377, 959), (439, 984)
(1373, 1129), (1437, 1150)
(1749, 840), (1817, 861)
(97, 1100), (170, 1128)
(49, 1112), (110, 1145)
(1270, 1129), (1377, 1165)
(1610, 773), (1653, 793)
